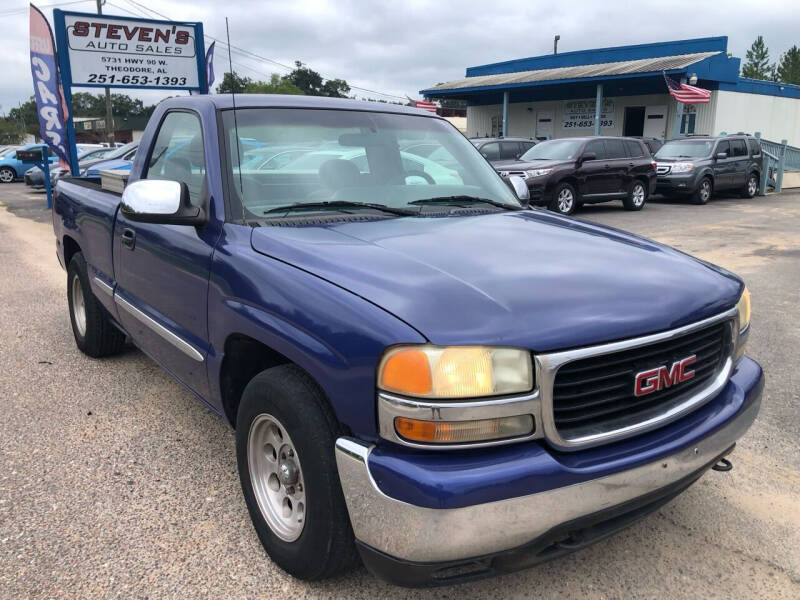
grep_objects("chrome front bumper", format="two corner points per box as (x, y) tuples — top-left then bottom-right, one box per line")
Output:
(334, 390), (760, 565)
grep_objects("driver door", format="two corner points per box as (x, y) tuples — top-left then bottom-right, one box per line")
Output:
(112, 111), (216, 398)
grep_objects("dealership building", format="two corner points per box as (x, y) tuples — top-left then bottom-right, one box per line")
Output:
(420, 37), (800, 147)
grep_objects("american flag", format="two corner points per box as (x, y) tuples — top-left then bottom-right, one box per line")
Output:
(408, 97), (438, 113)
(663, 73), (711, 104)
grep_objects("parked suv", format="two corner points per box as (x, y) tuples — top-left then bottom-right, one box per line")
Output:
(470, 137), (536, 165)
(496, 136), (657, 215)
(655, 135), (762, 204)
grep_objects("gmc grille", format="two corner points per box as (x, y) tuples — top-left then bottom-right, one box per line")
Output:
(551, 321), (732, 439)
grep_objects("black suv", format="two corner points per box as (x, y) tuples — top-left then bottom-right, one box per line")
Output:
(654, 135), (762, 204)
(495, 136), (657, 215)
(470, 137), (536, 165)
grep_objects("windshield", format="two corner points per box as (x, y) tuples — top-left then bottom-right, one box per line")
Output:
(520, 139), (583, 161)
(655, 140), (714, 159)
(222, 108), (520, 218)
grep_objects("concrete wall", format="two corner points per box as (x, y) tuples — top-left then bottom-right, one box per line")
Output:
(713, 90), (800, 146)
(466, 93), (717, 140)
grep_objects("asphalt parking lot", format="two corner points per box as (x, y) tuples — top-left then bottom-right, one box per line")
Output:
(1, 182), (798, 599)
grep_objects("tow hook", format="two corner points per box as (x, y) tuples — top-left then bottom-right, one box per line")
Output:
(712, 457), (733, 472)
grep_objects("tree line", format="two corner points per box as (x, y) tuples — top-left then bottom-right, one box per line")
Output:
(741, 36), (800, 84)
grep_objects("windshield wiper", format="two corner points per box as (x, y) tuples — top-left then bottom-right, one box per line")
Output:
(263, 200), (416, 216)
(409, 195), (518, 210)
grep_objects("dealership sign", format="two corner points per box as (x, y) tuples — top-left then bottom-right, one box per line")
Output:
(562, 99), (615, 129)
(54, 11), (206, 91)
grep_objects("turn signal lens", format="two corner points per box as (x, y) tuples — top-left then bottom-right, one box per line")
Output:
(737, 286), (751, 332)
(394, 415), (534, 444)
(380, 349), (432, 396)
(378, 346), (533, 399)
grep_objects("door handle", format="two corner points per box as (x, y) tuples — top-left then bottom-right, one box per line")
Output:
(603, 163), (611, 169)
(121, 228), (136, 250)
(628, 162), (635, 167)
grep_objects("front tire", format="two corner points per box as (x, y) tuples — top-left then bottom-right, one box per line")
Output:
(236, 365), (359, 580)
(67, 253), (126, 357)
(623, 180), (648, 211)
(741, 172), (759, 198)
(692, 177), (712, 205)
(0, 167), (16, 183)
(549, 182), (577, 215)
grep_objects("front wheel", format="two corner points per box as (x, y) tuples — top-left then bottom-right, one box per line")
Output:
(236, 365), (359, 580)
(0, 167), (16, 183)
(692, 177), (713, 205)
(623, 180), (648, 211)
(549, 182), (577, 215)
(741, 173), (759, 198)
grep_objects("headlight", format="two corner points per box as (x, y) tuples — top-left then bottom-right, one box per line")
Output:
(670, 162), (695, 173)
(733, 286), (751, 362)
(525, 168), (553, 178)
(378, 345), (533, 399)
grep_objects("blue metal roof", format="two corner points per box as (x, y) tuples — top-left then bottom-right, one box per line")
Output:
(418, 36), (798, 100)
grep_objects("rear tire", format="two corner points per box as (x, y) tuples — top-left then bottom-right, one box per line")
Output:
(236, 365), (359, 580)
(741, 172), (758, 198)
(0, 167), (16, 183)
(692, 177), (712, 205)
(549, 182), (577, 215)
(67, 253), (126, 357)
(623, 180), (648, 211)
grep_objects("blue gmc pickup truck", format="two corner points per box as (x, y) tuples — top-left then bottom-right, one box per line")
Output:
(53, 95), (763, 586)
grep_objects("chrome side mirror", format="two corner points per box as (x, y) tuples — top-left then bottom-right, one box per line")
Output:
(507, 175), (530, 204)
(120, 179), (205, 226)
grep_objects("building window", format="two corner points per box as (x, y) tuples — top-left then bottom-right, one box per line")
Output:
(680, 105), (697, 135)
(491, 115), (504, 137)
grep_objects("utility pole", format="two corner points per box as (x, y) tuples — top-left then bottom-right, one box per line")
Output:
(96, 0), (115, 146)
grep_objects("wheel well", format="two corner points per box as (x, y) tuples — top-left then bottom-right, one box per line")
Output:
(63, 236), (81, 267)
(557, 177), (580, 195)
(220, 334), (291, 427)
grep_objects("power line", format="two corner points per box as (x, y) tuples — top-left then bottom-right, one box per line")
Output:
(0, 0), (94, 17)
(119, 0), (409, 100)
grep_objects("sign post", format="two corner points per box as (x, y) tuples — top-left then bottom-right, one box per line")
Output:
(51, 9), (207, 175)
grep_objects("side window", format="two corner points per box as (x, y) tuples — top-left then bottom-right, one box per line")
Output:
(145, 112), (206, 205)
(747, 138), (761, 157)
(500, 142), (520, 159)
(716, 140), (730, 157)
(605, 139), (627, 159)
(480, 142), (500, 160)
(624, 140), (644, 157)
(731, 139), (747, 157)
(520, 142), (535, 153)
(584, 140), (607, 160)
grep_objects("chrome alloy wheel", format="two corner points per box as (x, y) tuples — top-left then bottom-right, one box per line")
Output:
(747, 176), (758, 196)
(557, 188), (574, 213)
(632, 183), (645, 207)
(71, 274), (87, 337)
(247, 413), (306, 541)
(0, 168), (14, 183)
(699, 180), (711, 202)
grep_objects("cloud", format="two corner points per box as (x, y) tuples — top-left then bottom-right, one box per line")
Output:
(2, 0), (799, 114)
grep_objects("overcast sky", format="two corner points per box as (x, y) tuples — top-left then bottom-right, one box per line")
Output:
(2, 0), (799, 114)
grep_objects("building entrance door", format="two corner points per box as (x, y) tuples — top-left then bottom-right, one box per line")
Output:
(643, 105), (667, 139)
(623, 106), (645, 136)
(535, 110), (554, 140)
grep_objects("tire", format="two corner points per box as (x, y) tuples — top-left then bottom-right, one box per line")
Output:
(236, 365), (359, 580)
(692, 177), (712, 205)
(741, 172), (759, 198)
(67, 253), (126, 357)
(549, 182), (578, 215)
(623, 179), (648, 211)
(0, 167), (16, 184)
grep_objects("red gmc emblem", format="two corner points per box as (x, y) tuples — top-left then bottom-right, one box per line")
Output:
(634, 355), (697, 397)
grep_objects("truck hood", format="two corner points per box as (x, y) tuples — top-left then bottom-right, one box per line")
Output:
(250, 211), (742, 351)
